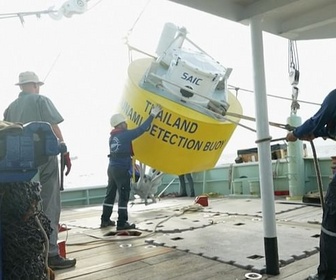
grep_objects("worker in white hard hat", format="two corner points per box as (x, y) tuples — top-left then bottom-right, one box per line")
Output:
(100, 104), (162, 230)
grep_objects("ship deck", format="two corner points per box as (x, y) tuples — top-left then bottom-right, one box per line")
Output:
(55, 196), (321, 280)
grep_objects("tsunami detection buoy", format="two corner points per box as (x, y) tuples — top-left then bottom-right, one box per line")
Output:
(118, 23), (242, 175)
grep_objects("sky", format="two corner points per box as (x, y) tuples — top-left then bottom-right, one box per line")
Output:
(1, 0), (336, 187)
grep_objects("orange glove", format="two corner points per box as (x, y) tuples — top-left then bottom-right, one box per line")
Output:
(63, 152), (72, 176)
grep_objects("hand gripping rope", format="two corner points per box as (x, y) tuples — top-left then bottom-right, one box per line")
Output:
(225, 111), (325, 208)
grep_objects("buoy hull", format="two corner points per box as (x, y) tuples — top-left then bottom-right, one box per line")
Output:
(118, 58), (242, 174)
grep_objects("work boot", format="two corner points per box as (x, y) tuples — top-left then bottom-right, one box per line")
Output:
(117, 222), (136, 230)
(48, 255), (76, 270)
(100, 219), (115, 228)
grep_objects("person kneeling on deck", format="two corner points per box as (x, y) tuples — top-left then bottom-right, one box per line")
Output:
(100, 104), (162, 230)
(286, 88), (336, 280)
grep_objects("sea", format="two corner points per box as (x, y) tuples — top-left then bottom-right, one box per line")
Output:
(63, 143), (336, 189)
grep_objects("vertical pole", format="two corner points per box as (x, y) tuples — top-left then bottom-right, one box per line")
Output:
(250, 17), (280, 275)
(202, 170), (206, 194)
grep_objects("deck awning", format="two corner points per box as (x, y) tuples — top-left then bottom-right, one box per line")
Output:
(168, 0), (336, 40)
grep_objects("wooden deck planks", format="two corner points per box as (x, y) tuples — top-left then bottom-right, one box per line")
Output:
(55, 237), (173, 279)
(70, 249), (254, 280)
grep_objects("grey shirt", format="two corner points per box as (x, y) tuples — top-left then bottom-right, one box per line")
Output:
(3, 92), (64, 125)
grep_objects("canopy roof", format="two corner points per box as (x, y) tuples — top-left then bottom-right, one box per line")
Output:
(168, 0), (336, 40)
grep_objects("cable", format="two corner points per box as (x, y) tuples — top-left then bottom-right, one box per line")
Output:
(86, 0), (104, 11)
(42, 52), (61, 83)
(124, 0), (152, 63)
(309, 140), (325, 209)
(65, 203), (204, 246)
(225, 111), (295, 131)
(267, 93), (320, 106)
(227, 85), (320, 106)
(34, 214), (51, 280)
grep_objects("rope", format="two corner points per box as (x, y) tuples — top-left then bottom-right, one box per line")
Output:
(43, 52), (61, 83)
(227, 112), (324, 210)
(66, 203), (204, 246)
(35, 215), (50, 280)
(125, 0), (152, 63)
(225, 111), (295, 131)
(86, 0), (104, 11)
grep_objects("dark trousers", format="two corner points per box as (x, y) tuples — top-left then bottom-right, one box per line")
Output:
(178, 173), (195, 196)
(101, 165), (131, 226)
(317, 175), (336, 280)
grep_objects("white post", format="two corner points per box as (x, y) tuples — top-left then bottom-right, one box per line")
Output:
(250, 17), (279, 275)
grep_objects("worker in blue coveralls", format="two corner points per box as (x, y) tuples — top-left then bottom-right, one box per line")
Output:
(100, 104), (162, 230)
(3, 71), (75, 270)
(286, 88), (336, 280)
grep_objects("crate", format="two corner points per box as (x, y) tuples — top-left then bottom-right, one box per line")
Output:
(271, 143), (287, 159)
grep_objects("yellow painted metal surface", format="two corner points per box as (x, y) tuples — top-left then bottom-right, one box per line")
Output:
(118, 58), (242, 175)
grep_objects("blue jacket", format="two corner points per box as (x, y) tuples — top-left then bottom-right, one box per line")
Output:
(108, 115), (154, 169)
(293, 89), (336, 139)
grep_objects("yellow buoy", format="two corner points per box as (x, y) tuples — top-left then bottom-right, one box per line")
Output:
(118, 58), (242, 175)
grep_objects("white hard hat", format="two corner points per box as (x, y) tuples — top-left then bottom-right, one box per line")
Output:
(110, 113), (126, 127)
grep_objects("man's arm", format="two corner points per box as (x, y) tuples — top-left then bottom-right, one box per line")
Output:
(51, 124), (64, 142)
(51, 123), (71, 176)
